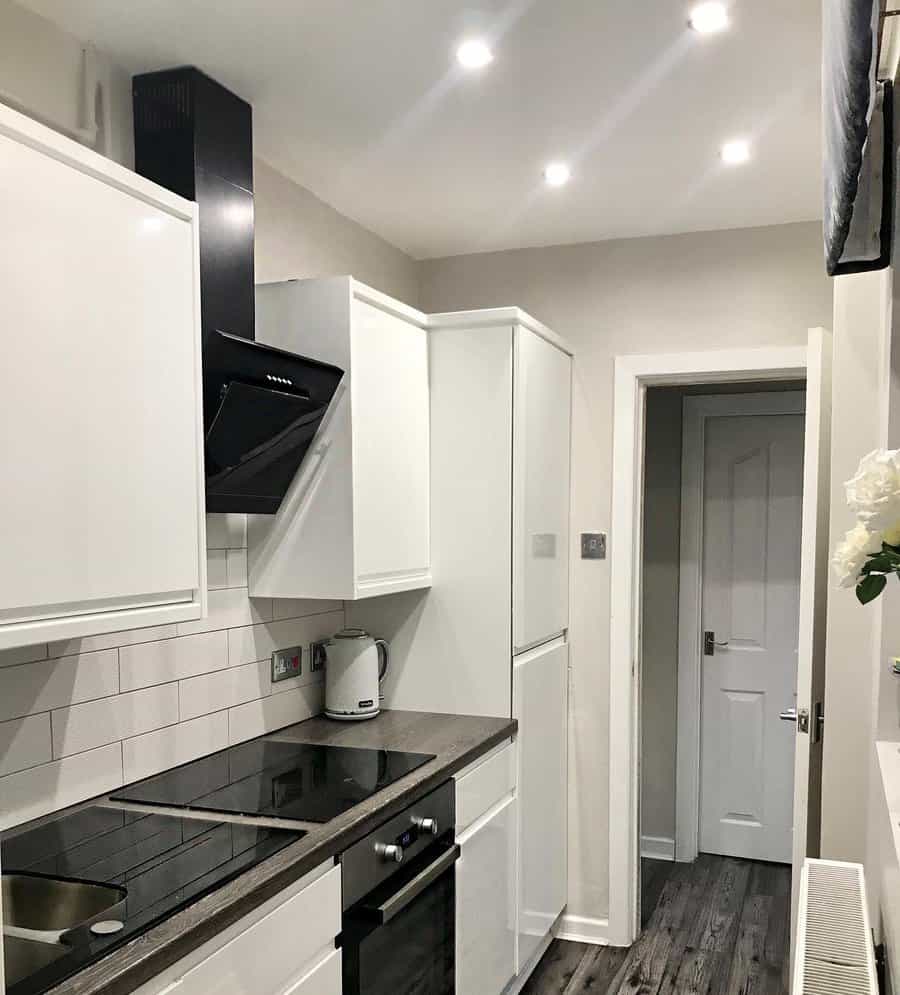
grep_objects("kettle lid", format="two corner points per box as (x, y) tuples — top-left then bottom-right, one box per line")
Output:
(333, 627), (371, 640)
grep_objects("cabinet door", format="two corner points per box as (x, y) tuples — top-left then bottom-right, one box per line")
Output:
(514, 638), (568, 971)
(456, 795), (517, 995)
(281, 949), (341, 995)
(0, 113), (204, 649)
(350, 299), (430, 595)
(513, 328), (571, 652)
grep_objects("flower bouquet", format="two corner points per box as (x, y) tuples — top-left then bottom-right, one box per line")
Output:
(833, 449), (900, 604)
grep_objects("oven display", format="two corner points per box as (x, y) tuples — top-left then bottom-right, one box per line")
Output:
(396, 827), (418, 849)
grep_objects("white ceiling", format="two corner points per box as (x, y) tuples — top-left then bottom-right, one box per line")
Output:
(21, 0), (823, 259)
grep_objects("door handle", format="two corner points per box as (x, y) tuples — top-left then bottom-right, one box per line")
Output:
(703, 631), (730, 656)
(779, 707), (810, 732)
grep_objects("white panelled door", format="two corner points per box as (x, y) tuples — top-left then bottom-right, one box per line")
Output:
(699, 399), (806, 863)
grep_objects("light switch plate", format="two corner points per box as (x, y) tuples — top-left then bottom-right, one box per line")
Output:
(581, 532), (607, 559)
(271, 646), (302, 683)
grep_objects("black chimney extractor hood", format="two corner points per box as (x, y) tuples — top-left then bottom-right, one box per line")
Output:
(132, 67), (342, 514)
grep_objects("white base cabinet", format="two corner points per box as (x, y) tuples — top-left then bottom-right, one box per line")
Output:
(249, 278), (431, 601)
(514, 638), (568, 972)
(133, 861), (340, 995)
(455, 743), (517, 995)
(0, 101), (206, 651)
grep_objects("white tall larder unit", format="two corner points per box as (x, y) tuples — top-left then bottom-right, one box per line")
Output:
(0, 101), (206, 651)
(249, 277), (432, 601)
(348, 306), (572, 985)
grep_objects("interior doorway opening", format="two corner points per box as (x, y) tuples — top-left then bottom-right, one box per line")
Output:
(608, 337), (832, 953)
(639, 382), (806, 933)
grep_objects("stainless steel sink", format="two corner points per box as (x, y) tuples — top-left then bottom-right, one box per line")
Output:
(3, 934), (67, 987)
(2, 873), (126, 933)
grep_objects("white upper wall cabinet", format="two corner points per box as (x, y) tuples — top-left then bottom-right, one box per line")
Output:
(249, 278), (431, 600)
(0, 102), (206, 651)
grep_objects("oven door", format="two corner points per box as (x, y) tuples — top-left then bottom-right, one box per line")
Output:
(341, 840), (459, 995)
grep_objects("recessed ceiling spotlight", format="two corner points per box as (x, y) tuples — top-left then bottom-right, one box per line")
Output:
(543, 162), (572, 187)
(688, 2), (729, 34)
(456, 39), (493, 69)
(720, 139), (750, 165)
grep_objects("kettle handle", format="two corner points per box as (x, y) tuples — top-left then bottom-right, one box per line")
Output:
(374, 639), (390, 683)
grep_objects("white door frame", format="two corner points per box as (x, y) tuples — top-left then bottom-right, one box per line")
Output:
(608, 345), (808, 948)
(675, 390), (807, 866)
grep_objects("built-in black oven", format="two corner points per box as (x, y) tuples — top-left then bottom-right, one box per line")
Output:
(340, 781), (458, 995)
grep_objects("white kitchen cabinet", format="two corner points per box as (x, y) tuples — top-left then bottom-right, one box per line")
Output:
(513, 328), (572, 653)
(349, 306), (572, 991)
(455, 742), (517, 995)
(249, 277), (431, 600)
(133, 861), (340, 995)
(350, 308), (573, 717)
(0, 101), (206, 652)
(514, 637), (568, 972)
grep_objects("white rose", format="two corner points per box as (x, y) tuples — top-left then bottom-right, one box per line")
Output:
(833, 523), (883, 588)
(885, 521), (900, 547)
(845, 449), (900, 532)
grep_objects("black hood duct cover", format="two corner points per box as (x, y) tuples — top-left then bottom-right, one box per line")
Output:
(133, 67), (343, 513)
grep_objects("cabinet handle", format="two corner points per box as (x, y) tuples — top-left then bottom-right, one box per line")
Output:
(362, 844), (459, 924)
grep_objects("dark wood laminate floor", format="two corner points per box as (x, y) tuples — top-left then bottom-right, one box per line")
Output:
(520, 855), (791, 995)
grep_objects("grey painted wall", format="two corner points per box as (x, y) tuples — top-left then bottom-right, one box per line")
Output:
(420, 222), (833, 924)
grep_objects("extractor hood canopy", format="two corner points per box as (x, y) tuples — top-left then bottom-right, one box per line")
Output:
(132, 67), (342, 513)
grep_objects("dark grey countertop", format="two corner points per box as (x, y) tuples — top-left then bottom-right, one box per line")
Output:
(42, 709), (516, 995)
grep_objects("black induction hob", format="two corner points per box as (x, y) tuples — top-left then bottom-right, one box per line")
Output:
(1, 806), (303, 995)
(110, 739), (435, 823)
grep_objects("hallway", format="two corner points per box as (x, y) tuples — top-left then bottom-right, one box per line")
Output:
(521, 855), (791, 994)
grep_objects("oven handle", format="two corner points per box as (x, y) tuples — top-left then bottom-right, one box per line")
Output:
(362, 843), (460, 925)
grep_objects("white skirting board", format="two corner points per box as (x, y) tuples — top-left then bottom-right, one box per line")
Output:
(640, 835), (676, 861)
(556, 914), (610, 945)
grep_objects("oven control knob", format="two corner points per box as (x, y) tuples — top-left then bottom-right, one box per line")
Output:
(375, 843), (404, 863)
(413, 817), (438, 836)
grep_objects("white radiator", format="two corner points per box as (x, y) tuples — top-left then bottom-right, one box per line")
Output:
(793, 859), (878, 995)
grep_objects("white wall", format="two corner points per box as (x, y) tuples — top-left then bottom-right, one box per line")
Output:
(420, 221), (833, 924)
(0, 0), (132, 167)
(254, 158), (419, 304)
(822, 270), (893, 868)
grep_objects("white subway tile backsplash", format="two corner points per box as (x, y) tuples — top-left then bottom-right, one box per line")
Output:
(207, 549), (229, 590)
(272, 598), (343, 621)
(206, 514), (247, 550)
(119, 631), (228, 692)
(179, 662), (268, 722)
(52, 684), (178, 759)
(226, 549), (248, 588)
(123, 712), (228, 784)
(0, 714), (53, 777)
(0, 644), (48, 668)
(228, 611), (344, 668)
(0, 650), (119, 723)
(0, 743), (123, 831)
(228, 684), (324, 746)
(47, 624), (178, 659)
(175, 587), (273, 637)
